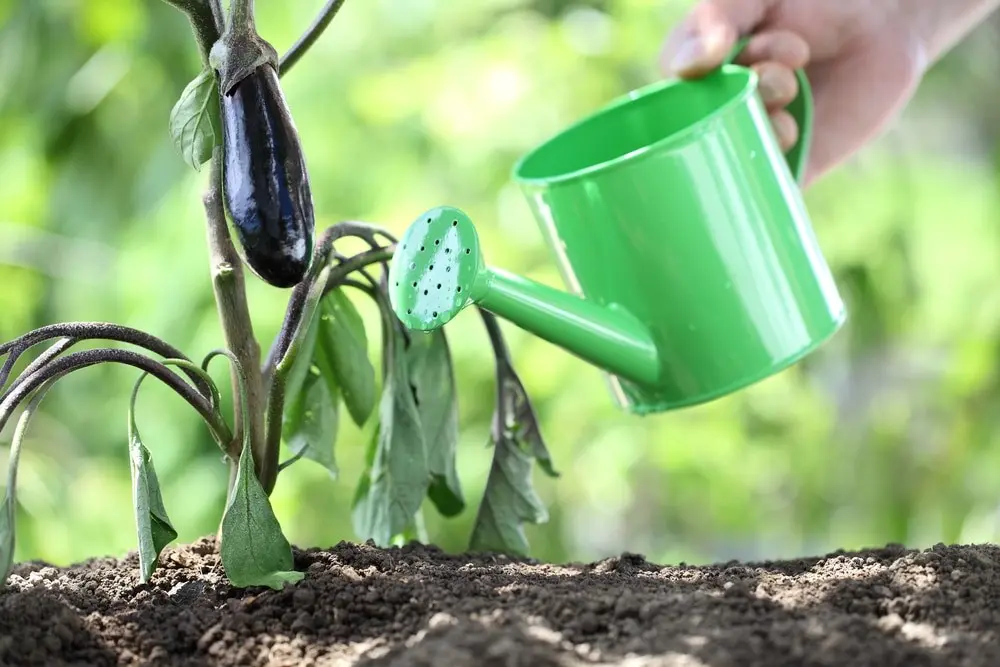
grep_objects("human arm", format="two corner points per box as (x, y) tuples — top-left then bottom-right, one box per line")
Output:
(904, 0), (1000, 64)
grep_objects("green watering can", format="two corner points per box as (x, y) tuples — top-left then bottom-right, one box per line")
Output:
(386, 43), (846, 415)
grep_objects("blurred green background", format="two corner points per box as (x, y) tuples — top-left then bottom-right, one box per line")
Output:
(4, 0), (1000, 569)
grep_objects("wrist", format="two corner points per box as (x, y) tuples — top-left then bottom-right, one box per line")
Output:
(901, 0), (1000, 64)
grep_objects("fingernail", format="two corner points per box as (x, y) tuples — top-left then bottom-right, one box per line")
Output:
(669, 26), (729, 75)
(758, 68), (781, 102)
(670, 38), (707, 74)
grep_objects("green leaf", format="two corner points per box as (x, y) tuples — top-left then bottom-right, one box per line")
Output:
(0, 378), (60, 586)
(281, 315), (340, 476)
(468, 433), (549, 557)
(405, 330), (464, 517)
(168, 68), (221, 171)
(318, 289), (376, 427)
(220, 435), (305, 589)
(127, 374), (179, 583)
(351, 323), (429, 546)
(213, 349), (304, 590)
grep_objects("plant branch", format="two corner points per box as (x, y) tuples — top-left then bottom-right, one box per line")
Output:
(159, 0), (221, 66)
(279, 0), (350, 76)
(203, 151), (270, 486)
(265, 222), (395, 376)
(261, 231), (393, 486)
(7, 338), (76, 389)
(479, 309), (513, 373)
(0, 349), (233, 453)
(0, 323), (212, 400)
(229, 0), (255, 33)
(209, 0), (224, 29)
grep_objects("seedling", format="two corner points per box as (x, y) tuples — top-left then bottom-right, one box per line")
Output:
(0, 0), (557, 590)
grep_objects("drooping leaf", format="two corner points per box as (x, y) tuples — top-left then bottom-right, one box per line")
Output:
(220, 436), (305, 589)
(468, 433), (549, 557)
(281, 314), (340, 475)
(318, 289), (376, 427)
(350, 426), (382, 537)
(468, 350), (557, 557)
(128, 374), (179, 583)
(351, 322), (429, 546)
(168, 68), (222, 171)
(499, 364), (559, 479)
(0, 377), (63, 586)
(405, 330), (464, 517)
(283, 362), (339, 475)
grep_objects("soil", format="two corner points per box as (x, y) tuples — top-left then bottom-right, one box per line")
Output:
(1, 539), (999, 667)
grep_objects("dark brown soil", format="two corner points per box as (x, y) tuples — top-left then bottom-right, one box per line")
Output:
(1, 539), (999, 667)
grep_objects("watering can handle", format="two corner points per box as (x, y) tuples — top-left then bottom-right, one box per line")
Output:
(722, 37), (814, 184)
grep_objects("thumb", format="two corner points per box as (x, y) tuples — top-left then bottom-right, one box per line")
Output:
(660, 0), (773, 78)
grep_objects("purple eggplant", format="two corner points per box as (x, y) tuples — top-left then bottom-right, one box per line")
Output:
(219, 63), (314, 288)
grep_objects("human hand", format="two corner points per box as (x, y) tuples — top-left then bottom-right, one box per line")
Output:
(660, 0), (928, 185)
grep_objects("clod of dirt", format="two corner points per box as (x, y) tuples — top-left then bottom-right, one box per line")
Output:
(1, 538), (999, 666)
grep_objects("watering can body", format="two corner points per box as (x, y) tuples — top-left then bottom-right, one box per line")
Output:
(388, 59), (846, 415)
(512, 68), (844, 413)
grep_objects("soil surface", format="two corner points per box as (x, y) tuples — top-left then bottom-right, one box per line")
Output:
(0, 539), (998, 666)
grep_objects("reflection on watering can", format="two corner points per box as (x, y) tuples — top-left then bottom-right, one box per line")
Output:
(387, 52), (846, 416)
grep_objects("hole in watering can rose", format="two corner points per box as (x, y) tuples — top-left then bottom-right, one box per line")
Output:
(423, 290), (429, 295)
(435, 239), (440, 246)
(407, 309), (412, 314)
(412, 282), (417, 287)
(433, 311), (438, 317)
(420, 246), (425, 251)
(427, 218), (432, 224)
(457, 287), (462, 293)
(429, 264), (434, 270)
(452, 220), (458, 226)
(446, 267), (451, 272)
(436, 284), (441, 289)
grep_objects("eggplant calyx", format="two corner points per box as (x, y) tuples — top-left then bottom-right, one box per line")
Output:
(210, 31), (279, 96)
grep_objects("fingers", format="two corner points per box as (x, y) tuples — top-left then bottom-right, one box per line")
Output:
(660, 0), (774, 77)
(659, 4), (812, 160)
(768, 109), (798, 151)
(737, 31), (809, 144)
(754, 61), (798, 109)
(733, 30), (809, 70)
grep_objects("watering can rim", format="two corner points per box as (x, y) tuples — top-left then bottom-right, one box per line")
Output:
(511, 63), (760, 188)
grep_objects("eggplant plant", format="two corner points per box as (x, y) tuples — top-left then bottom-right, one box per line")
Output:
(0, 0), (557, 590)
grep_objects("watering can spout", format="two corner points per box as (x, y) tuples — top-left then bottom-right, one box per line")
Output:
(387, 206), (661, 387)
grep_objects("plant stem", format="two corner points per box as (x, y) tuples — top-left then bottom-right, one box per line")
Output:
(229, 0), (255, 34)
(279, 0), (350, 76)
(0, 322), (211, 397)
(159, 0), (221, 67)
(479, 309), (513, 372)
(208, 0), (224, 29)
(266, 241), (394, 376)
(260, 243), (393, 487)
(203, 152), (271, 487)
(0, 349), (232, 450)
